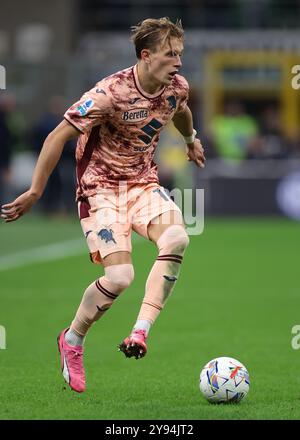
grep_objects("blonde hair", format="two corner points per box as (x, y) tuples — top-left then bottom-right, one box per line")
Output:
(131, 17), (184, 59)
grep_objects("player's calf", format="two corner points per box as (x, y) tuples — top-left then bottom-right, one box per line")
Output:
(71, 264), (134, 337)
(119, 225), (189, 359)
(137, 225), (189, 324)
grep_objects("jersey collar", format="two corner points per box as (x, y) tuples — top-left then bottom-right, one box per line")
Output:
(132, 64), (165, 99)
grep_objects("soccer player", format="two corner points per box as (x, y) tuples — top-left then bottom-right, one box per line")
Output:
(1, 18), (205, 393)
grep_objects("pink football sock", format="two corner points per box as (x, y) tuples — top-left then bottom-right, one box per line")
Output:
(71, 264), (134, 336)
(136, 225), (189, 327)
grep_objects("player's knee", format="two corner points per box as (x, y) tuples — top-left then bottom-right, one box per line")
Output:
(157, 225), (189, 255)
(104, 264), (134, 291)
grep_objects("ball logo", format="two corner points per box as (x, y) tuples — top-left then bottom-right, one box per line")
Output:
(122, 108), (149, 122)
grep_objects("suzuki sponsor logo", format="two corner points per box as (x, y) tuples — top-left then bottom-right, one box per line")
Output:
(122, 108), (149, 122)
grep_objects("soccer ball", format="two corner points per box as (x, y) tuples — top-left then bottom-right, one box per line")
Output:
(199, 357), (250, 403)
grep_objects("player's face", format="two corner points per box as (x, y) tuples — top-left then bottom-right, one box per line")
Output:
(147, 37), (184, 86)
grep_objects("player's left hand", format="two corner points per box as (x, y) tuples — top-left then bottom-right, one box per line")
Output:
(186, 138), (206, 168)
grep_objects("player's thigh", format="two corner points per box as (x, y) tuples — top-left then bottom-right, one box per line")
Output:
(79, 194), (133, 266)
(147, 210), (185, 243)
(103, 251), (132, 267)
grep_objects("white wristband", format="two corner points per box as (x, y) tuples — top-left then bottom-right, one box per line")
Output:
(183, 129), (197, 144)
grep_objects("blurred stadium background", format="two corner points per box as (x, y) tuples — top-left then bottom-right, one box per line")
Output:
(1, 0), (300, 420)
(1, 0), (300, 217)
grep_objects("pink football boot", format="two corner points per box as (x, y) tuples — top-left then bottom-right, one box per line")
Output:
(57, 328), (86, 393)
(118, 329), (148, 359)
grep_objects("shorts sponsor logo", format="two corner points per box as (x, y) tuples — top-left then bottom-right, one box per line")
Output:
(122, 108), (149, 122)
(77, 98), (94, 116)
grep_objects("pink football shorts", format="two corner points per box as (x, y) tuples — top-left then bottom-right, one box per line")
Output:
(78, 182), (182, 265)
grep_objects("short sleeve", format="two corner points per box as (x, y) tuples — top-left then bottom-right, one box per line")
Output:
(64, 84), (115, 133)
(175, 75), (189, 114)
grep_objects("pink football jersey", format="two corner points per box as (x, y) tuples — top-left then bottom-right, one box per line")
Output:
(64, 64), (189, 200)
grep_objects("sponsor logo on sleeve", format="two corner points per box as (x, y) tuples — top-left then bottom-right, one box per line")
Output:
(122, 108), (149, 122)
(77, 98), (94, 116)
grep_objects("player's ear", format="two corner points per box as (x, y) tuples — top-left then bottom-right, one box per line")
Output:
(140, 48), (151, 64)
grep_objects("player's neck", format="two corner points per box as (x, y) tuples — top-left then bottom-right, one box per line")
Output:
(136, 63), (164, 95)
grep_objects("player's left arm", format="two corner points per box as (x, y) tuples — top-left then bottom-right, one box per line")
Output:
(172, 106), (205, 169)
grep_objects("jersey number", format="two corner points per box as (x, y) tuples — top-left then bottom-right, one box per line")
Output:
(138, 118), (163, 145)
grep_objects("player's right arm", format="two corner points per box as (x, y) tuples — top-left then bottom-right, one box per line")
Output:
(0, 120), (80, 223)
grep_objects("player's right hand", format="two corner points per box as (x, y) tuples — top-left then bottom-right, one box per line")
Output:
(0, 190), (40, 223)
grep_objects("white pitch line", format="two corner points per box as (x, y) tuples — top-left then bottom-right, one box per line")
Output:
(0, 238), (85, 272)
(0, 234), (145, 272)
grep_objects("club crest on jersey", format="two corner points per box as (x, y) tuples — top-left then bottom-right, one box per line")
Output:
(167, 96), (176, 109)
(77, 98), (94, 116)
(122, 108), (149, 122)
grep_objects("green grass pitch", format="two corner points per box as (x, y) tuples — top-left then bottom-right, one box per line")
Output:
(0, 215), (299, 419)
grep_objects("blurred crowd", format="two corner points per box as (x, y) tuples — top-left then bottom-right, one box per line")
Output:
(0, 92), (76, 214)
(200, 99), (300, 161)
(1, 92), (300, 214)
